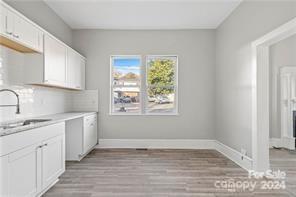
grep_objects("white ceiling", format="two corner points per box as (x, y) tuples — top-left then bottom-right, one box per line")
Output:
(44, 0), (242, 30)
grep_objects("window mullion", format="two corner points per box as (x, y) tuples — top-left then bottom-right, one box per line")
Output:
(141, 56), (146, 114)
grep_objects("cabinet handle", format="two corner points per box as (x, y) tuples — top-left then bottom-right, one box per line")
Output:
(4, 16), (14, 36)
(5, 16), (9, 34)
(5, 16), (7, 29)
(43, 143), (48, 147)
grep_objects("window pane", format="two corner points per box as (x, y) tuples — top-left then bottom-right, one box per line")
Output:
(146, 56), (177, 114)
(113, 57), (141, 86)
(146, 86), (175, 113)
(147, 56), (177, 86)
(113, 87), (140, 113)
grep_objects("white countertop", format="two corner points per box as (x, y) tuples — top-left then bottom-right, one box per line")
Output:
(0, 112), (97, 137)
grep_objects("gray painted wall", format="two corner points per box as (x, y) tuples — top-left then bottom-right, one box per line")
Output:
(269, 35), (296, 139)
(4, 0), (296, 154)
(73, 30), (216, 140)
(216, 1), (296, 157)
(4, 0), (73, 46)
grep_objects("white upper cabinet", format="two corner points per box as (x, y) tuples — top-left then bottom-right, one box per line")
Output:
(0, 5), (6, 34)
(67, 48), (86, 90)
(80, 58), (86, 90)
(13, 13), (43, 52)
(0, 3), (43, 53)
(0, 5), (14, 36)
(1, 1), (86, 90)
(25, 37), (86, 90)
(44, 34), (67, 87)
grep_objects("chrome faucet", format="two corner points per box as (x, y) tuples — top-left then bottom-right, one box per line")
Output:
(0, 89), (20, 114)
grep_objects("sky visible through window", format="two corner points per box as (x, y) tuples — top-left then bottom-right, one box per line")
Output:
(114, 58), (140, 75)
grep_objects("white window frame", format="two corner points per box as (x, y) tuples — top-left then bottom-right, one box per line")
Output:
(110, 55), (178, 116)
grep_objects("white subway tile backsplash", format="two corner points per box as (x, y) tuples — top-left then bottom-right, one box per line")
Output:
(71, 90), (99, 112)
(0, 85), (99, 123)
(0, 85), (73, 122)
(0, 46), (25, 85)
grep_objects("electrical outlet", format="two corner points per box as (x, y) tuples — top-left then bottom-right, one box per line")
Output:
(241, 148), (247, 160)
(40, 98), (44, 105)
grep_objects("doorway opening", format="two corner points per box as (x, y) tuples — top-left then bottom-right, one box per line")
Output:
(252, 17), (296, 172)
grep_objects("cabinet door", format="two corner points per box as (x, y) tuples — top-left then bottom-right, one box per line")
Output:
(42, 134), (65, 190)
(0, 6), (13, 37)
(6, 143), (41, 197)
(67, 48), (85, 90)
(83, 115), (97, 154)
(44, 34), (67, 87)
(13, 14), (43, 52)
(0, 5), (7, 35)
(80, 58), (86, 90)
(0, 155), (9, 196)
(67, 48), (82, 89)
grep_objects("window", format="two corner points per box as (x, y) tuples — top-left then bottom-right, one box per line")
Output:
(110, 55), (178, 115)
(111, 56), (141, 114)
(146, 56), (177, 114)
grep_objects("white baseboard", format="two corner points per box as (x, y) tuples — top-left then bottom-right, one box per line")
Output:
(215, 141), (253, 171)
(269, 138), (282, 148)
(281, 137), (295, 150)
(97, 139), (216, 149)
(96, 139), (253, 171)
(269, 137), (295, 150)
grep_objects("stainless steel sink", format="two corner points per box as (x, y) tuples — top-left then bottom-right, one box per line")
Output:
(22, 119), (52, 126)
(0, 119), (52, 130)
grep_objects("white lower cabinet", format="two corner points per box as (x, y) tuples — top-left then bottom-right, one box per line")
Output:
(66, 114), (98, 161)
(41, 135), (65, 191)
(0, 123), (65, 197)
(6, 143), (41, 197)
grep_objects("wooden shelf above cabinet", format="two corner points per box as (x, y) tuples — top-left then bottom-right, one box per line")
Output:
(0, 35), (40, 53)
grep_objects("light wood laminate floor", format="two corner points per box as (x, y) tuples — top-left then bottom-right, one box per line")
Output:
(44, 149), (296, 197)
(270, 148), (296, 196)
